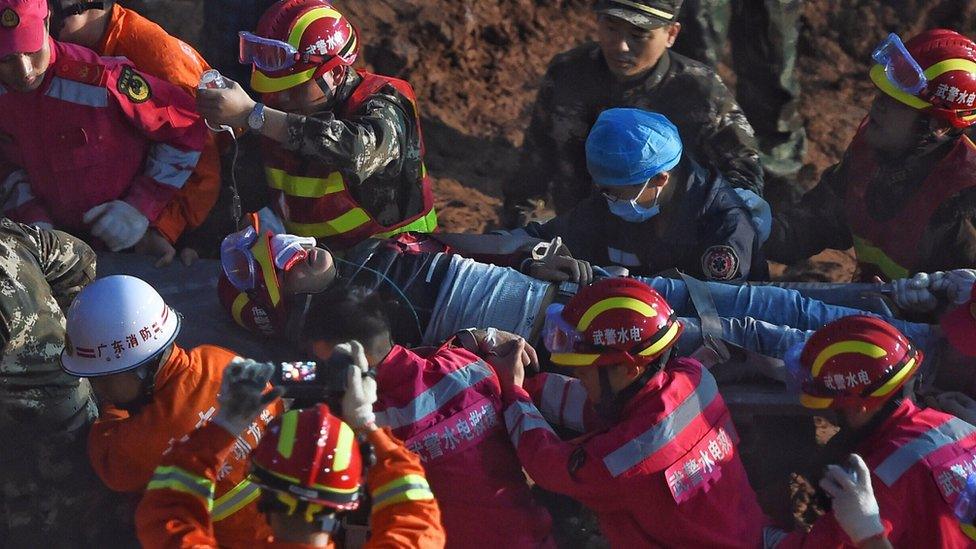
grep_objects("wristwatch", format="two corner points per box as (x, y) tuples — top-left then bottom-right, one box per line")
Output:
(247, 102), (266, 131)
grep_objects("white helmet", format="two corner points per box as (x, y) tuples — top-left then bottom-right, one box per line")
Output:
(61, 275), (181, 377)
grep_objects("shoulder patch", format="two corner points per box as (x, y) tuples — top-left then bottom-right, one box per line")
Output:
(57, 59), (106, 86)
(117, 65), (152, 103)
(701, 245), (739, 281)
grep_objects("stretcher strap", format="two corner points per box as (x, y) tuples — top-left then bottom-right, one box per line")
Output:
(678, 272), (723, 340)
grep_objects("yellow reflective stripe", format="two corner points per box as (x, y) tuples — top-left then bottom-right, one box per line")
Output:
(231, 292), (250, 326)
(799, 393), (834, 409)
(962, 522), (976, 540)
(811, 341), (887, 377)
(251, 66), (318, 94)
(371, 474), (434, 512)
(608, 0), (675, 20)
(212, 479), (261, 522)
(577, 297), (656, 331)
(277, 410), (299, 459)
(266, 167), (345, 198)
(250, 234), (281, 306)
(332, 421), (355, 472)
(147, 465), (215, 510)
(852, 235), (910, 281)
(925, 59), (976, 79)
(870, 65), (932, 110)
(549, 352), (600, 367)
(637, 321), (680, 358)
(284, 208), (372, 238)
(870, 357), (917, 397)
(288, 7), (342, 47)
(374, 208), (439, 238)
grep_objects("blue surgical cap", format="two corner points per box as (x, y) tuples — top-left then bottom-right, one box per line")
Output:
(585, 108), (683, 187)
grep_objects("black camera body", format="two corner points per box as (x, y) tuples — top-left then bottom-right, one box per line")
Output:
(272, 352), (358, 403)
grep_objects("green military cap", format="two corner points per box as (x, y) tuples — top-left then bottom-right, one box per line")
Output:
(593, 0), (683, 29)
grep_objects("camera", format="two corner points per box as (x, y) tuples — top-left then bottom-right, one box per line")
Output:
(272, 352), (359, 403)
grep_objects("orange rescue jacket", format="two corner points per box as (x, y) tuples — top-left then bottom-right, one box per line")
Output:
(134, 423), (446, 549)
(88, 345), (282, 548)
(95, 4), (221, 243)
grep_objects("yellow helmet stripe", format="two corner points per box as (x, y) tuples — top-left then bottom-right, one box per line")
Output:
(231, 292), (250, 327)
(799, 393), (834, 409)
(637, 321), (680, 357)
(550, 352), (600, 367)
(332, 421), (355, 472)
(576, 297), (656, 331)
(251, 65), (318, 94)
(250, 233), (282, 306)
(924, 58), (976, 79)
(811, 341), (887, 377)
(288, 7), (342, 48)
(870, 64), (932, 110)
(277, 410), (300, 459)
(869, 357), (917, 397)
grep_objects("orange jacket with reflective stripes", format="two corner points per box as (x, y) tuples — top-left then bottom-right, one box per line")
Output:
(94, 4), (221, 243)
(134, 423), (446, 549)
(263, 70), (436, 250)
(88, 345), (282, 548)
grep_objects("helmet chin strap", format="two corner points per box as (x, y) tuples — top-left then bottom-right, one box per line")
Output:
(314, 66), (349, 111)
(594, 347), (672, 421)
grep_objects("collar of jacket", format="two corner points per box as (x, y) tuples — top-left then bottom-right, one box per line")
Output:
(153, 344), (191, 391)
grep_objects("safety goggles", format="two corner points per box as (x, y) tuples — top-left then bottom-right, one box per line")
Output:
(542, 304), (585, 354)
(872, 33), (927, 95)
(239, 31), (339, 73)
(221, 226), (316, 291)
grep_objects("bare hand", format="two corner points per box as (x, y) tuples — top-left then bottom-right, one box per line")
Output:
(487, 337), (530, 391)
(476, 329), (539, 373)
(527, 255), (594, 285)
(134, 228), (176, 267)
(196, 78), (256, 129)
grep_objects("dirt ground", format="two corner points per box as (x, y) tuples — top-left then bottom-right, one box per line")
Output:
(119, 0), (974, 535)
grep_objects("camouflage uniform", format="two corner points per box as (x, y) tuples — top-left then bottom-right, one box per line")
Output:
(274, 70), (428, 226)
(502, 45), (763, 226)
(674, 0), (806, 200)
(0, 220), (132, 547)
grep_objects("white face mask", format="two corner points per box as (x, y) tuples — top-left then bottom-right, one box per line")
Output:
(604, 182), (661, 223)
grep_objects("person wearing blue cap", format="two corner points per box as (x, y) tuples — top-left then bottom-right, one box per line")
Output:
(515, 108), (768, 281)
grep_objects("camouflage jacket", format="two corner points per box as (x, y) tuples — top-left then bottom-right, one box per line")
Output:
(280, 71), (427, 225)
(503, 44), (763, 223)
(0, 219), (95, 428)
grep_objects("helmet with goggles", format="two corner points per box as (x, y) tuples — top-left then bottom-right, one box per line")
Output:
(245, 0), (359, 94)
(543, 278), (682, 368)
(871, 30), (976, 128)
(218, 213), (316, 336)
(785, 315), (923, 410)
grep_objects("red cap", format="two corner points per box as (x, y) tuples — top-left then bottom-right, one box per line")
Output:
(0, 0), (47, 58)
(941, 284), (976, 357)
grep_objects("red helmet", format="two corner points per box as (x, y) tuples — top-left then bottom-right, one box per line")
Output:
(250, 0), (359, 94)
(545, 278), (682, 368)
(250, 404), (363, 513)
(218, 213), (287, 337)
(792, 315), (922, 410)
(871, 29), (976, 128)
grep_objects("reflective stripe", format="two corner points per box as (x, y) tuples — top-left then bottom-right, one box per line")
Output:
(811, 341), (886, 377)
(277, 410), (299, 459)
(853, 235), (910, 280)
(540, 374), (587, 432)
(869, 356), (917, 397)
(925, 59), (976, 80)
(212, 479), (261, 521)
(374, 207), (439, 238)
(265, 167), (345, 198)
(371, 474), (434, 511)
(603, 370), (719, 477)
(504, 400), (556, 447)
(375, 360), (493, 429)
(963, 522), (976, 541)
(45, 76), (108, 107)
(147, 465), (214, 508)
(875, 416), (976, 486)
(145, 144), (201, 189)
(577, 297), (656, 331)
(252, 65), (318, 94)
(870, 65), (931, 110)
(607, 246), (641, 267)
(288, 7), (343, 47)
(284, 208), (372, 238)
(230, 292), (249, 326)
(332, 421), (355, 472)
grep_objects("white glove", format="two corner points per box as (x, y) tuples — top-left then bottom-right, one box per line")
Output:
(213, 358), (281, 436)
(939, 269), (976, 305)
(338, 340), (377, 430)
(82, 200), (149, 252)
(891, 272), (938, 312)
(820, 454), (885, 544)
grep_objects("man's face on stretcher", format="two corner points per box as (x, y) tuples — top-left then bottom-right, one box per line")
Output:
(281, 245), (336, 295)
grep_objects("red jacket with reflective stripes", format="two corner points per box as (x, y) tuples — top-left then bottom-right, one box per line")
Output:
(373, 343), (553, 548)
(774, 400), (976, 548)
(504, 357), (767, 548)
(0, 39), (206, 236)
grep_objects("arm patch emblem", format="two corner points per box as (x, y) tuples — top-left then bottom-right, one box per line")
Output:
(701, 245), (740, 281)
(117, 66), (151, 103)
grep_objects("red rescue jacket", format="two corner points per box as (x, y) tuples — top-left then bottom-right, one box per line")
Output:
(263, 70), (436, 250)
(503, 357), (768, 548)
(373, 343), (554, 548)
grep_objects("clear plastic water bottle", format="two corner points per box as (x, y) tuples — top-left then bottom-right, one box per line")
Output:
(198, 69), (228, 90)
